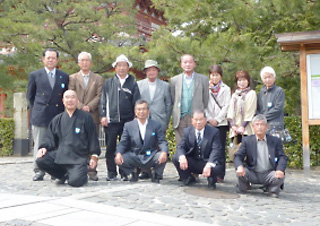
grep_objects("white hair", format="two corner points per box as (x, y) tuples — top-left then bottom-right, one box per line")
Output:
(78, 52), (92, 61)
(260, 66), (276, 80)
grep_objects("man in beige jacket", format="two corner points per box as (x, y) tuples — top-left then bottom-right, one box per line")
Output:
(69, 52), (104, 181)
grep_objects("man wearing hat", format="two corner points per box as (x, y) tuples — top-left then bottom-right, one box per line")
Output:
(138, 60), (172, 132)
(100, 54), (140, 181)
(137, 60), (172, 179)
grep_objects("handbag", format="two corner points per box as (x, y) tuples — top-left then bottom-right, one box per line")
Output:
(228, 136), (242, 162)
(269, 128), (292, 144)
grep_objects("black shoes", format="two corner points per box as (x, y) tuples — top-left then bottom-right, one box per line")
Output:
(183, 175), (196, 186)
(130, 172), (139, 182)
(56, 174), (68, 185)
(151, 172), (160, 183)
(121, 175), (129, 181)
(207, 177), (217, 190)
(33, 173), (44, 181)
(139, 172), (151, 179)
(88, 172), (99, 181)
(106, 172), (117, 181)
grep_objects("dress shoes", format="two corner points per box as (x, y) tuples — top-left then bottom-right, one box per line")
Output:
(33, 173), (44, 181)
(207, 177), (217, 190)
(183, 175), (196, 186)
(151, 172), (160, 183)
(121, 175), (129, 181)
(130, 171), (139, 182)
(56, 174), (68, 185)
(106, 172), (117, 181)
(139, 172), (151, 179)
(88, 172), (99, 181)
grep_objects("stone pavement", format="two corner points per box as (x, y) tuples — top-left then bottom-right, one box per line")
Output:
(0, 155), (320, 226)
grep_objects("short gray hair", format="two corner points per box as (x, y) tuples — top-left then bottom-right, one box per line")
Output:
(135, 99), (149, 110)
(78, 52), (92, 61)
(192, 109), (206, 118)
(260, 66), (276, 80)
(252, 114), (268, 124)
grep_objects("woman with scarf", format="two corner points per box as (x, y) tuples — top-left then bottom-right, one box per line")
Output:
(205, 65), (231, 181)
(227, 71), (257, 145)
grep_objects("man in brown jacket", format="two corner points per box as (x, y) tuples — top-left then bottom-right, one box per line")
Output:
(69, 51), (104, 181)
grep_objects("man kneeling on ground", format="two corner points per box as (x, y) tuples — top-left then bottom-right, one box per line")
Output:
(234, 114), (287, 198)
(36, 90), (101, 187)
(115, 99), (168, 183)
(172, 109), (224, 189)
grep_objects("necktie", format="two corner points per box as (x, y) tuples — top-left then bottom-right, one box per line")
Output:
(197, 132), (202, 145)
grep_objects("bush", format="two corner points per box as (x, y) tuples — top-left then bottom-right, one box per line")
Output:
(284, 116), (320, 168)
(0, 118), (15, 156)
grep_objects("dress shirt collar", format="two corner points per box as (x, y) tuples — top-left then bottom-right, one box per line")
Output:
(137, 118), (148, 140)
(183, 72), (194, 81)
(116, 74), (129, 87)
(256, 135), (267, 142)
(81, 71), (90, 77)
(45, 67), (56, 76)
(195, 127), (205, 140)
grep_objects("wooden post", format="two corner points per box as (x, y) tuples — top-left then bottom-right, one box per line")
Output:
(299, 44), (311, 177)
(0, 91), (6, 117)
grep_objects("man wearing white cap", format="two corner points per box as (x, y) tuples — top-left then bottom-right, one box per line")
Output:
(138, 60), (172, 132)
(99, 54), (140, 181)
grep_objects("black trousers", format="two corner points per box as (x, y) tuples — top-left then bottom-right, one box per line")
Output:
(172, 154), (223, 185)
(104, 122), (125, 175)
(217, 125), (228, 178)
(36, 151), (88, 187)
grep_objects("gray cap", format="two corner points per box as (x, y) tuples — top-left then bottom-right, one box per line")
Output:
(144, 60), (159, 71)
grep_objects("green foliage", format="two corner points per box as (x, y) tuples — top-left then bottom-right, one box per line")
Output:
(0, 118), (15, 156)
(284, 116), (320, 168)
(165, 119), (176, 160)
(150, 0), (320, 115)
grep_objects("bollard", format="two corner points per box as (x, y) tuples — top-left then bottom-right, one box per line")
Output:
(13, 92), (29, 156)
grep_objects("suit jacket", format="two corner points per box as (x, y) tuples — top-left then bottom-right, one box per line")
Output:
(176, 125), (223, 165)
(27, 68), (69, 127)
(138, 78), (172, 131)
(116, 119), (168, 161)
(170, 72), (209, 128)
(234, 134), (288, 173)
(69, 71), (104, 124)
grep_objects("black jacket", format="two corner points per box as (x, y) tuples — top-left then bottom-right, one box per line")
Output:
(99, 74), (140, 123)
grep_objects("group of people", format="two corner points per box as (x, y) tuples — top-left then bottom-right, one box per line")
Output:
(27, 49), (287, 198)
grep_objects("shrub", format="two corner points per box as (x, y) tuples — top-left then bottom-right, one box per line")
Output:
(0, 118), (15, 156)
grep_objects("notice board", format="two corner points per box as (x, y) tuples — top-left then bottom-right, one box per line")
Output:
(307, 53), (320, 119)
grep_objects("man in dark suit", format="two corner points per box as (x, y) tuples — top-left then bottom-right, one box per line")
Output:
(172, 109), (224, 189)
(36, 90), (101, 187)
(234, 114), (287, 198)
(115, 99), (168, 183)
(69, 52), (104, 181)
(27, 48), (69, 181)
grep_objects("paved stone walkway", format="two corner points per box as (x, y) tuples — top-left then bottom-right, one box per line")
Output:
(0, 155), (320, 225)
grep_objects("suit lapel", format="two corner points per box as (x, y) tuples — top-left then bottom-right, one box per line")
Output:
(77, 72), (85, 90)
(132, 120), (143, 147)
(200, 126), (209, 154)
(151, 79), (160, 103)
(143, 122), (153, 148)
(193, 73), (200, 95)
(251, 136), (258, 163)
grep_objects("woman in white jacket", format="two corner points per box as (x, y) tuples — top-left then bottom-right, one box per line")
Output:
(205, 65), (231, 181)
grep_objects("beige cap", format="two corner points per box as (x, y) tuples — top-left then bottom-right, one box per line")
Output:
(144, 60), (159, 71)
